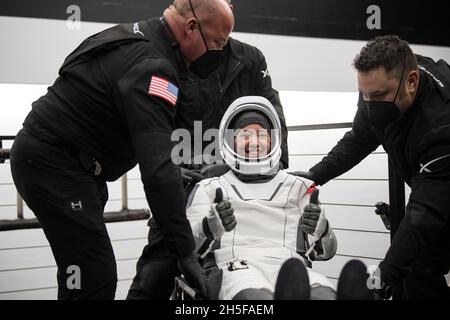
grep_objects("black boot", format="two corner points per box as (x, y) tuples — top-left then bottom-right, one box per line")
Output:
(274, 258), (310, 300)
(337, 259), (373, 300)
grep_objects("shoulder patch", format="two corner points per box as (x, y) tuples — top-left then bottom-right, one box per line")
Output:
(148, 75), (178, 106)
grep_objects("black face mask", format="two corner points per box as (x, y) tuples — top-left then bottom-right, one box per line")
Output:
(364, 55), (406, 130)
(190, 49), (222, 79)
(188, 0), (222, 79)
(365, 100), (401, 130)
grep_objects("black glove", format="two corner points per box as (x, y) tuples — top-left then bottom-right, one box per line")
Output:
(206, 188), (237, 237)
(290, 170), (316, 182)
(373, 281), (394, 300)
(180, 167), (206, 184)
(178, 253), (208, 298)
(214, 188), (236, 232)
(374, 261), (398, 300)
(299, 189), (323, 235)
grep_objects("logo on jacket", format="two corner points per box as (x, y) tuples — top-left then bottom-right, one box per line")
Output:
(261, 68), (270, 78)
(418, 65), (444, 88)
(133, 22), (144, 37)
(419, 154), (450, 174)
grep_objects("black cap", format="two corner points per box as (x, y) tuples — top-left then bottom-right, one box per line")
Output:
(231, 111), (272, 131)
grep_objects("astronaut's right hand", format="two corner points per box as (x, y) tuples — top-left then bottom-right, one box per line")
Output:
(206, 188), (237, 238)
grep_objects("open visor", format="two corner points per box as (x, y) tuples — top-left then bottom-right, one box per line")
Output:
(218, 96), (282, 175)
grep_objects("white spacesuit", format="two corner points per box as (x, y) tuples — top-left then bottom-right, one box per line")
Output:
(186, 96), (338, 300)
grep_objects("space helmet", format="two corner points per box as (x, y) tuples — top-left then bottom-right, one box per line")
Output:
(218, 96), (282, 175)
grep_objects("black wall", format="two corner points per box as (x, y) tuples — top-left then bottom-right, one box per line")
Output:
(1, 0), (449, 46)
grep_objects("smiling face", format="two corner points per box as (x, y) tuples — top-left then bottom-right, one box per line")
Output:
(234, 123), (271, 159)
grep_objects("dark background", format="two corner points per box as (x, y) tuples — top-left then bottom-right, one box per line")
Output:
(1, 0), (449, 46)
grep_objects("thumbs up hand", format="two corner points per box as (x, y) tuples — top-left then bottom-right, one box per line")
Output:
(213, 188), (237, 232)
(300, 189), (327, 237)
(206, 188), (237, 238)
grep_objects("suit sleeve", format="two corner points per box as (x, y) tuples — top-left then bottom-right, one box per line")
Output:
(117, 57), (194, 257)
(380, 141), (450, 286)
(309, 94), (380, 185)
(252, 49), (290, 169)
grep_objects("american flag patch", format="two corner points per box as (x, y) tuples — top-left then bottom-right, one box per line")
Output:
(148, 75), (178, 106)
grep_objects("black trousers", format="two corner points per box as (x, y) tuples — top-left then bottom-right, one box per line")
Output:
(400, 256), (450, 299)
(10, 128), (117, 299)
(402, 273), (450, 299)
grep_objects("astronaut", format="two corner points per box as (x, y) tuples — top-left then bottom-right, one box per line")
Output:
(185, 96), (338, 299)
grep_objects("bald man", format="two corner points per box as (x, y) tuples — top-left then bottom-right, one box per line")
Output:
(10, 0), (233, 299)
(127, 0), (291, 300)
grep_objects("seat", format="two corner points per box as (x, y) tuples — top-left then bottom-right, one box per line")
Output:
(174, 164), (313, 300)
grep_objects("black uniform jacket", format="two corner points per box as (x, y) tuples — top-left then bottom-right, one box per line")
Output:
(310, 55), (450, 285)
(28, 18), (194, 257)
(175, 37), (290, 168)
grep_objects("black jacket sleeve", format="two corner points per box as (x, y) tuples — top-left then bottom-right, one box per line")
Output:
(117, 57), (194, 257)
(380, 141), (450, 286)
(252, 49), (290, 169)
(309, 94), (380, 185)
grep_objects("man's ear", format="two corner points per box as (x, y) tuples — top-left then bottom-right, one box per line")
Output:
(185, 18), (198, 39)
(407, 70), (419, 94)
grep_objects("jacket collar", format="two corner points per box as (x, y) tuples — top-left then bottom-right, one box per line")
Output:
(218, 38), (248, 93)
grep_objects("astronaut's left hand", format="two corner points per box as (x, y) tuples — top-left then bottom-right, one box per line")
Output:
(300, 202), (322, 234)
(300, 197), (328, 239)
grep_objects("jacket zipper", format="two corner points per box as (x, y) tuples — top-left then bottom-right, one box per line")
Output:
(220, 61), (243, 96)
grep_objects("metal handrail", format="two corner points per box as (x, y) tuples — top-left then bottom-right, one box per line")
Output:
(287, 122), (352, 131)
(0, 172), (150, 231)
(121, 174), (128, 211)
(0, 148), (10, 162)
(0, 135), (150, 229)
